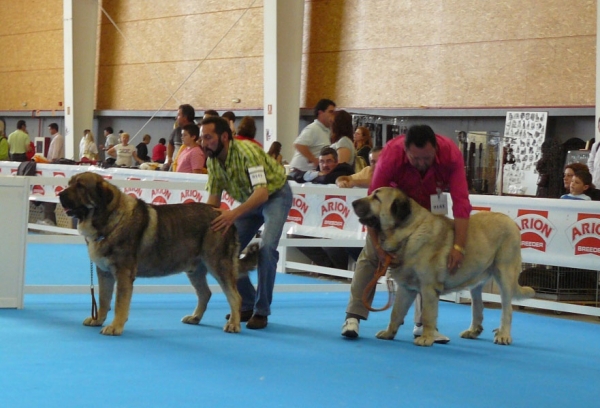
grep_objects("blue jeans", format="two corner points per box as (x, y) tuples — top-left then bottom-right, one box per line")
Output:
(235, 182), (293, 316)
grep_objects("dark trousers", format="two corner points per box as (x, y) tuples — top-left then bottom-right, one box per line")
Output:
(10, 153), (27, 162)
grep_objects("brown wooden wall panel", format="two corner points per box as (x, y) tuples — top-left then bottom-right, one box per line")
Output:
(97, 57), (262, 110)
(99, 0), (263, 22)
(0, 0), (63, 110)
(97, 1), (263, 110)
(0, 0), (62, 36)
(0, 0), (595, 112)
(302, 0), (596, 109)
(0, 70), (63, 110)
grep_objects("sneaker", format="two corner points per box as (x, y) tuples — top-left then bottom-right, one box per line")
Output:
(413, 325), (450, 344)
(246, 314), (268, 330)
(341, 318), (359, 338)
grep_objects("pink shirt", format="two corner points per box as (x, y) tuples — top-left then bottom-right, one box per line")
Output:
(176, 146), (205, 173)
(370, 134), (472, 219)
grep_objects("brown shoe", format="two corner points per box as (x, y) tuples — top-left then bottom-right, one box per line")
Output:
(246, 314), (268, 330)
(225, 310), (253, 322)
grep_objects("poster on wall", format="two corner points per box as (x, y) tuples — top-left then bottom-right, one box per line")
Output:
(502, 111), (547, 195)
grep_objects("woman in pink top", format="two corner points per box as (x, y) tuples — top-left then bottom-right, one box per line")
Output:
(176, 124), (206, 174)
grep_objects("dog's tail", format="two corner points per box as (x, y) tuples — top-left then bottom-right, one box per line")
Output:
(514, 284), (535, 300)
(238, 243), (260, 277)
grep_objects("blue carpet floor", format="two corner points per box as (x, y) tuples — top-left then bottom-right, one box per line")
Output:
(0, 243), (598, 407)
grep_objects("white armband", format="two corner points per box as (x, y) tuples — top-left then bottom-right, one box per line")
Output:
(248, 166), (267, 187)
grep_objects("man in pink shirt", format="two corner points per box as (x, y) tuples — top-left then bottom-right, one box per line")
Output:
(341, 124), (471, 343)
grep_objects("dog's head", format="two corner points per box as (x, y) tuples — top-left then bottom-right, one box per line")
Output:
(352, 187), (412, 232)
(58, 172), (115, 220)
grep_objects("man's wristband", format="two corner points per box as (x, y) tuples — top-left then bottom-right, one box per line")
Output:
(453, 244), (466, 255)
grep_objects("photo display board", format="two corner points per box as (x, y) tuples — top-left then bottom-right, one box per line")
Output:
(502, 111), (548, 195)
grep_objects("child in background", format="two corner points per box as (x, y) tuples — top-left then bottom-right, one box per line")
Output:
(561, 170), (593, 201)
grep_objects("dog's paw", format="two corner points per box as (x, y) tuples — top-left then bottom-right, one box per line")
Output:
(223, 322), (241, 333)
(181, 315), (201, 325)
(460, 325), (483, 339)
(83, 317), (104, 327)
(100, 325), (123, 336)
(493, 329), (512, 345)
(414, 336), (435, 347)
(375, 329), (396, 340)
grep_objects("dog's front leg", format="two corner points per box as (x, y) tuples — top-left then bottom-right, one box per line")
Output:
(100, 266), (135, 336)
(414, 286), (439, 347)
(83, 267), (114, 327)
(376, 283), (416, 340)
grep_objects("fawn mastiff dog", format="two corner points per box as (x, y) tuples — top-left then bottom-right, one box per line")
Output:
(352, 187), (535, 346)
(59, 171), (258, 336)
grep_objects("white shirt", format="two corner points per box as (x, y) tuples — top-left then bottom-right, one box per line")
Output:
(47, 133), (65, 161)
(588, 141), (600, 186)
(288, 120), (331, 171)
(114, 143), (136, 166)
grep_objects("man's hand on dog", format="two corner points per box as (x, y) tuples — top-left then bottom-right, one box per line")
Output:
(211, 208), (238, 234)
(447, 248), (464, 274)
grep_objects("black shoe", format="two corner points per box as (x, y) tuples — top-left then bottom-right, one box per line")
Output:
(225, 310), (253, 322)
(246, 314), (268, 330)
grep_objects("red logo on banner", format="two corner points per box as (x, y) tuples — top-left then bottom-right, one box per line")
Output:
(53, 171), (66, 194)
(515, 209), (556, 252)
(569, 213), (600, 256)
(287, 194), (309, 225)
(471, 206), (491, 213)
(124, 177), (142, 198)
(321, 195), (350, 229)
(220, 192), (235, 210)
(151, 188), (171, 205)
(32, 170), (44, 195)
(181, 189), (203, 203)
(102, 175), (113, 180)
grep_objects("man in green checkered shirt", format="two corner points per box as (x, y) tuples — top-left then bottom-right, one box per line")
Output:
(200, 116), (293, 330)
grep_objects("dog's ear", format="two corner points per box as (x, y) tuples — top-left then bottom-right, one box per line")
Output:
(95, 179), (114, 210)
(391, 197), (411, 223)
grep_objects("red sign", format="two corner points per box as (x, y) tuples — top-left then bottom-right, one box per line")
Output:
(181, 189), (203, 204)
(321, 195), (350, 230)
(515, 209), (556, 252)
(569, 213), (600, 256)
(220, 192), (235, 210)
(151, 188), (171, 205)
(287, 194), (308, 225)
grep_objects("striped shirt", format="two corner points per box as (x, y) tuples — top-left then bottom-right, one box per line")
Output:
(206, 139), (286, 202)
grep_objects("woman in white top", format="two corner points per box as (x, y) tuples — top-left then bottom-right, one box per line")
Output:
(81, 130), (98, 161)
(107, 132), (141, 166)
(330, 109), (356, 165)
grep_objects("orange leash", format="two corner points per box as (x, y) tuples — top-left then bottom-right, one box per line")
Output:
(362, 254), (395, 312)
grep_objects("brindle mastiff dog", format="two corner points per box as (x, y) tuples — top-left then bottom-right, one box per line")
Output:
(59, 171), (258, 336)
(353, 187), (535, 346)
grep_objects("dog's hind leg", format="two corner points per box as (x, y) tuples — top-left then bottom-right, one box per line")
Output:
(100, 266), (135, 336)
(182, 263), (211, 325)
(493, 260), (520, 345)
(376, 284), (416, 340)
(83, 267), (114, 327)
(460, 283), (484, 339)
(204, 257), (242, 334)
